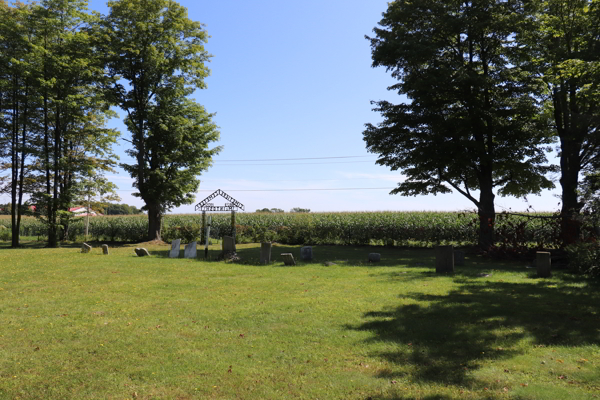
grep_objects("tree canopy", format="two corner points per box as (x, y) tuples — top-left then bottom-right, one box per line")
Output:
(101, 0), (221, 241)
(364, 0), (556, 249)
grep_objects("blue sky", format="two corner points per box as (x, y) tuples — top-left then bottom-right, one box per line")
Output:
(19, 0), (566, 213)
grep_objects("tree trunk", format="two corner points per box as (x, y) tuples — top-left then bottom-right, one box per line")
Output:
(559, 138), (583, 246)
(147, 204), (162, 241)
(478, 186), (496, 250)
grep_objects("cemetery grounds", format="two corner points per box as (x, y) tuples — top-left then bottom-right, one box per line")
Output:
(0, 241), (599, 400)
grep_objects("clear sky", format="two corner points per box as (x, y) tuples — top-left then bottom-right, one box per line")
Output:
(8, 0), (564, 213)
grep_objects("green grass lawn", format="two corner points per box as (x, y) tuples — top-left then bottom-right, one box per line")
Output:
(1, 241), (599, 400)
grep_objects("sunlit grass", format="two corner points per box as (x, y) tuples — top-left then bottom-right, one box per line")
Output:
(0, 241), (598, 399)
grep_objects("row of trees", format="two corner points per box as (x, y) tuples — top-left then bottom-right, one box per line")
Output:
(365, 0), (600, 249)
(0, 0), (220, 247)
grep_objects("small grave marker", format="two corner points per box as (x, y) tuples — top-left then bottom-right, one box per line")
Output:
(222, 236), (235, 254)
(536, 251), (551, 277)
(184, 241), (197, 259)
(260, 242), (272, 264)
(368, 253), (381, 262)
(300, 246), (313, 262)
(435, 245), (454, 273)
(169, 239), (181, 258)
(135, 248), (150, 257)
(102, 244), (109, 255)
(81, 243), (92, 253)
(281, 253), (296, 266)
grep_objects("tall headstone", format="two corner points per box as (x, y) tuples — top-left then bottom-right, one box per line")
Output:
(102, 244), (109, 255)
(454, 250), (465, 266)
(300, 246), (313, 262)
(536, 251), (551, 277)
(222, 236), (235, 254)
(281, 253), (296, 266)
(184, 241), (197, 259)
(260, 242), (272, 264)
(435, 245), (455, 273)
(81, 243), (92, 253)
(169, 239), (181, 258)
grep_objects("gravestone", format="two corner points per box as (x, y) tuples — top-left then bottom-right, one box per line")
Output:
(536, 251), (551, 277)
(102, 244), (109, 255)
(135, 248), (150, 257)
(184, 241), (197, 259)
(281, 253), (296, 266)
(300, 246), (313, 262)
(368, 253), (381, 262)
(169, 239), (181, 258)
(260, 242), (272, 264)
(222, 236), (235, 254)
(435, 245), (454, 273)
(454, 250), (465, 266)
(81, 243), (92, 253)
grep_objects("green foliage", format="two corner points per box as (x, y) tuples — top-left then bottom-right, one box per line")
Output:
(364, 0), (556, 249)
(2, 211), (564, 248)
(0, 225), (10, 241)
(101, 0), (221, 240)
(290, 207), (310, 213)
(161, 223), (202, 243)
(566, 242), (600, 277)
(104, 203), (143, 215)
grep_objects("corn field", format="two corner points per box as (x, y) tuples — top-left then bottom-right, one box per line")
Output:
(0, 211), (560, 248)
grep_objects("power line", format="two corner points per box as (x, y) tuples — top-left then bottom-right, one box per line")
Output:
(200, 178), (393, 183)
(215, 161), (375, 166)
(215, 155), (374, 162)
(197, 187), (394, 192)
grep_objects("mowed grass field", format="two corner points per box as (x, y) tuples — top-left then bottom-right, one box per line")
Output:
(1, 241), (599, 400)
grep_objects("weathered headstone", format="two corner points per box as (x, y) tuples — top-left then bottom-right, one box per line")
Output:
(368, 253), (381, 262)
(169, 239), (181, 258)
(454, 250), (465, 266)
(184, 241), (197, 259)
(81, 243), (92, 253)
(260, 242), (272, 264)
(281, 253), (296, 266)
(435, 245), (454, 273)
(300, 246), (313, 262)
(536, 251), (551, 277)
(222, 236), (235, 254)
(102, 244), (109, 255)
(135, 248), (150, 257)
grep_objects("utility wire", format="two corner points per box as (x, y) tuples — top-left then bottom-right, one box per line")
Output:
(215, 161), (375, 166)
(197, 187), (394, 192)
(216, 155), (374, 162)
(116, 187), (394, 192)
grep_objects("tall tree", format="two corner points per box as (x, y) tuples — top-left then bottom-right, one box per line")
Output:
(28, 0), (118, 247)
(520, 0), (600, 245)
(364, 0), (555, 249)
(0, 1), (37, 247)
(101, 0), (221, 241)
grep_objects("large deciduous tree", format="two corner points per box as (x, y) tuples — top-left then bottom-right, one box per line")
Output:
(30, 0), (118, 247)
(101, 0), (221, 241)
(520, 0), (600, 245)
(364, 0), (555, 249)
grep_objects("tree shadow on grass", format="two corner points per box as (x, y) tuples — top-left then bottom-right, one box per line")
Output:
(346, 276), (600, 393)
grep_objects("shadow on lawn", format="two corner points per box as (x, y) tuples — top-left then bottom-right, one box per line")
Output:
(150, 244), (440, 267)
(347, 275), (600, 395)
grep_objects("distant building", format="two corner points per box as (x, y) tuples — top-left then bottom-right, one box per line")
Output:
(69, 206), (103, 217)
